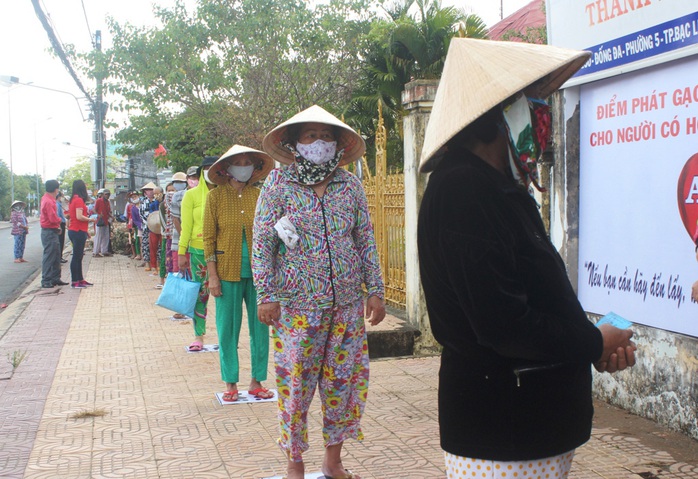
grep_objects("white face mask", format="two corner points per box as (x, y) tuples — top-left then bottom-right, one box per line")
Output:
(227, 164), (255, 183)
(296, 139), (337, 165)
(203, 169), (212, 184)
(172, 182), (187, 191)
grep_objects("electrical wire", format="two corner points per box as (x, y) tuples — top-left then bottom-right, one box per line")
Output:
(79, 0), (96, 47)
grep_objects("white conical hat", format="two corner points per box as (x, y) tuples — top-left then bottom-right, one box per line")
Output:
(262, 105), (365, 166)
(419, 38), (590, 173)
(208, 144), (275, 185)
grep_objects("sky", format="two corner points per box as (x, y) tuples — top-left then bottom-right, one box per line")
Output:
(0, 0), (532, 182)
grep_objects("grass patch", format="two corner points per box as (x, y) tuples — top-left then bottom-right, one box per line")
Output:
(7, 350), (29, 370)
(70, 408), (108, 419)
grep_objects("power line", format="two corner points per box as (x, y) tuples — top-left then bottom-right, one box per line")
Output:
(29, 0), (94, 106)
(79, 0), (95, 47)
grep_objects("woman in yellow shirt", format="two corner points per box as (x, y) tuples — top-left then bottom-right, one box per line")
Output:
(204, 145), (274, 401)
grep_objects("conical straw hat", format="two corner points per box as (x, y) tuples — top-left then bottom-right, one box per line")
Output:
(419, 38), (590, 173)
(208, 144), (275, 185)
(263, 105), (365, 166)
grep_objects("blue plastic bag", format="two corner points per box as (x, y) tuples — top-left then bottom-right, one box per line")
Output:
(155, 271), (200, 319)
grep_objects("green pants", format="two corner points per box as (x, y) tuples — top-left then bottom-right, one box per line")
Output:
(189, 248), (209, 337)
(133, 234), (140, 256)
(215, 278), (269, 383)
(159, 237), (167, 279)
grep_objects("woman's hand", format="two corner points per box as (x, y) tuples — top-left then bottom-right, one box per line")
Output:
(178, 254), (190, 272)
(209, 275), (222, 297)
(594, 324), (637, 373)
(366, 295), (386, 326)
(258, 302), (280, 326)
(691, 280), (698, 302)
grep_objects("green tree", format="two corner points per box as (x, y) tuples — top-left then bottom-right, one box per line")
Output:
(94, 0), (373, 173)
(57, 157), (93, 194)
(347, 0), (486, 170)
(0, 160), (11, 221)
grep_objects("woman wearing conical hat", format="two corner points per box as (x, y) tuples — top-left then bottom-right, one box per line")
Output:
(203, 145), (275, 402)
(10, 200), (29, 263)
(417, 39), (637, 477)
(253, 106), (386, 479)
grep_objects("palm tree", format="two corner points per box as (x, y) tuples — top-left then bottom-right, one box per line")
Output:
(347, 0), (488, 170)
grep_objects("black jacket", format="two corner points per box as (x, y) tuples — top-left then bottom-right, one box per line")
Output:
(417, 148), (603, 461)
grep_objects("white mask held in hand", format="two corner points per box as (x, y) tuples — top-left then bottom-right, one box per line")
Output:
(296, 140), (337, 165)
(227, 164), (255, 183)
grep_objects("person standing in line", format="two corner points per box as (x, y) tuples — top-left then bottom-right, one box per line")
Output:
(10, 200), (29, 263)
(56, 191), (68, 263)
(204, 145), (274, 402)
(416, 39), (637, 479)
(125, 190), (140, 259)
(130, 193), (144, 257)
(169, 168), (193, 320)
(139, 182), (156, 270)
(156, 181), (177, 289)
(148, 185), (164, 273)
(68, 180), (96, 289)
(178, 156), (218, 351)
(40, 180), (68, 288)
(166, 172), (187, 275)
(254, 106), (385, 479)
(93, 188), (112, 257)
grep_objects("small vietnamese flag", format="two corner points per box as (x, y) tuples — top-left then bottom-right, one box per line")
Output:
(154, 144), (168, 157)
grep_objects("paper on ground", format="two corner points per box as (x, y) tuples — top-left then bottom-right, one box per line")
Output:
(215, 389), (277, 405)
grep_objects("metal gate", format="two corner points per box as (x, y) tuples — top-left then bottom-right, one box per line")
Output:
(361, 103), (406, 309)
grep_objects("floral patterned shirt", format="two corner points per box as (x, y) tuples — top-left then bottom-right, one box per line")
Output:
(252, 165), (384, 310)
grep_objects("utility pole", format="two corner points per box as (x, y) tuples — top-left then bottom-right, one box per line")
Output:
(94, 30), (107, 189)
(128, 156), (136, 191)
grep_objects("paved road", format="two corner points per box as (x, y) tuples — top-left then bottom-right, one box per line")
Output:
(0, 219), (64, 305)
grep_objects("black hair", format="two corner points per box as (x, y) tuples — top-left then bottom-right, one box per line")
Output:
(71, 180), (89, 202)
(197, 156), (219, 177)
(45, 179), (60, 193)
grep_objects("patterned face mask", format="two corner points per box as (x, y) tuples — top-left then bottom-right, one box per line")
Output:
(295, 139), (338, 165)
(187, 178), (199, 189)
(502, 94), (551, 191)
(283, 142), (344, 186)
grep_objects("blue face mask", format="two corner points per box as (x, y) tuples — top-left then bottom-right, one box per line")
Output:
(172, 182), (187, 191)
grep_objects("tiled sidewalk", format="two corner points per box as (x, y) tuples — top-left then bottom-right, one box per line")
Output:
(0, 254), (696, 478)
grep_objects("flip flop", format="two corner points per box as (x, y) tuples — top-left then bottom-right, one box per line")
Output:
(222, 390), (239, 402)
(248, 387), (274, 399)
(323, 470), (358, 479)
(188, 341), (204, 352)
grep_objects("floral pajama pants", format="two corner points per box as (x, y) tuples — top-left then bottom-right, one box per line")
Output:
(189, 247), (209, 337)
(274, 298), (368, 462)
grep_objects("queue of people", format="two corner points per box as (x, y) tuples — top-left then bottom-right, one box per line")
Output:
(21, 38), (641, 479)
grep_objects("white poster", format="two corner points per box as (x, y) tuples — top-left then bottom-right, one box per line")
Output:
(578, 55), (698, 337)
